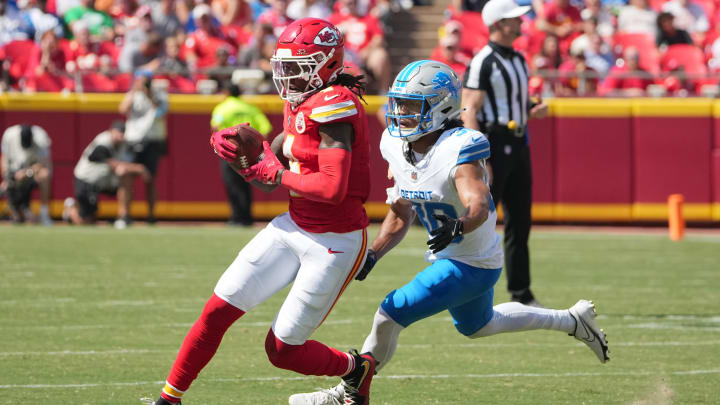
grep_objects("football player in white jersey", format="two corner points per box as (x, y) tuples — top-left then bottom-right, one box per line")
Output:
(288, 61), (609, 405)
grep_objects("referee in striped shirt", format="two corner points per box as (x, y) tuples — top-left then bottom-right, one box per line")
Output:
(461, 0), (548, 307)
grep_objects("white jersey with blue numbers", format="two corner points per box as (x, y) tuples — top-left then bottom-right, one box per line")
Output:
(380, 127), (504, 269)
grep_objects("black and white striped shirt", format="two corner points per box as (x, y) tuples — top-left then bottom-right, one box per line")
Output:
(464, 42), (530, 129)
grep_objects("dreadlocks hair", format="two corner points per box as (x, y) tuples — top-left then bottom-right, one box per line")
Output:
(332, 71), (367, 104)
(443, 117), (464, 130)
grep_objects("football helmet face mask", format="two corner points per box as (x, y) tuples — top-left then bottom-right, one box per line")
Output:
(386, 60), (462, 142)
(271, 18), (345, 105)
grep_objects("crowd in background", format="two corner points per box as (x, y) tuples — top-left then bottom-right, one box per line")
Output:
(1, 0), (720, 97)
(0, 0), (396, 94)
(434, 0), (720, 96)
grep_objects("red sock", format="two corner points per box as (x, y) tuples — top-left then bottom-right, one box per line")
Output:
(161, 294), (244, 403)
(265, 329), (352, 376)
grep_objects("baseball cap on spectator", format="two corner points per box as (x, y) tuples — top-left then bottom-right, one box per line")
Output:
(482, 0), (531, 27)
(441, 34), (460, 48)
(444, 20), (463, 35)
(192, 4), (212, 20)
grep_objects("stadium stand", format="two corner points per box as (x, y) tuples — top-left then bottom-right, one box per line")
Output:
(0, 0), (719, 96)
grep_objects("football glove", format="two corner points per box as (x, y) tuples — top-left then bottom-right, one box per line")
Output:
(427, 214), (463, 253)
(355, 249), (377, 281)
(240, 141), (284, 184)
(209, 126), (241, 161)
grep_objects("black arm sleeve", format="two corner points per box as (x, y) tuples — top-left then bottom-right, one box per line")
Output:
(88, 145), (113, 163)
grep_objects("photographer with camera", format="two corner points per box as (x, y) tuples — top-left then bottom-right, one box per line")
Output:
(63, 121), (150, 227)
(1, 124), (53, 225)
(118, 69), (168, 227)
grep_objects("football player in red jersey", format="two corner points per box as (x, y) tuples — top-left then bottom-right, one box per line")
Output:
(152, 18), (375, 405)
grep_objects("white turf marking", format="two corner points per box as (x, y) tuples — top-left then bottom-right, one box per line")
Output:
(7, 313), (720, 332)
(2, 340), (720, 357)
(1, 369), (719, 389)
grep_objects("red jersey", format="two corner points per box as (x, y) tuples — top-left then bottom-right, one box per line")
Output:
(282, 85), (370, 233)
(328, 13), (383, 53)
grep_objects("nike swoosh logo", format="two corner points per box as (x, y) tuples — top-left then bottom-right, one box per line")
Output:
(324, 94), (339, 101)
(579, 319), (595, 342)
(328, 248), (345, 254)
(358, 359), (370, 386)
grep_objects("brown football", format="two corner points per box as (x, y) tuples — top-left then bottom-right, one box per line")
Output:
(227, 124), (265, 169)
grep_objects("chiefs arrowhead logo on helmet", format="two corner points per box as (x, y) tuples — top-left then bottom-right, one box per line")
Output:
(314, 27), (339, 46)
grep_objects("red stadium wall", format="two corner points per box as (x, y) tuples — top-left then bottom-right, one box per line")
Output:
(1, 94), (719, 222)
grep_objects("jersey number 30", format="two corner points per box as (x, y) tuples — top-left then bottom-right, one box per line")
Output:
(412, 202), (464, 245)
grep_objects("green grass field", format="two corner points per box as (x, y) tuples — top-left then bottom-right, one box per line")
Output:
(1, 224), (719, 405)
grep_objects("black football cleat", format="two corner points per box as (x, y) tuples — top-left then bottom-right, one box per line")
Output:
(341, 349), (376, 405)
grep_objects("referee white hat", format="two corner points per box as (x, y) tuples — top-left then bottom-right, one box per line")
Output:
(482, 0), (531, 27)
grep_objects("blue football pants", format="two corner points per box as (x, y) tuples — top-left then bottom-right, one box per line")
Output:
(380, 259), (502, 336)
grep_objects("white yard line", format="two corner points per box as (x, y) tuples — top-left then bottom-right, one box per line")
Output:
(1, 369), (719, 389)
(2, 340), (720, 357)
(4, 314), (720, 332)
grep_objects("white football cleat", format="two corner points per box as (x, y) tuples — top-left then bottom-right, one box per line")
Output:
(568, 300), (609, 363)
(288, 384), (344, 405)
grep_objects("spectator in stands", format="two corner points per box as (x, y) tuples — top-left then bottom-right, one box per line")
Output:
(662, 0), (709, 45)
(64, 21), (117, 90)
(662, 61), (695, 96)
(250, 0), (272, 20)
(0, 123), (52, 225)
(581, 33), (614, 75)
(158, 36), (190, 77)
(571, 17), (614, 74)
(580, 0), (614, 39)
(63, 120), (150, 226)
(16, 0), (64, 42)
(532, 34), (562, 70)
(206, 44), (236, 88)
(184, 3), (236, 71)
(53, 0), (82, 17)
(656, 11), (693, 48)
(107, 0), (137, 20)
(556, 45), (598, 96)
(210, 81), (272, 226)
(212, 0), (253, 27)
(119, 5), (155, 73)
(617, 0), (658, 39)
(536, 0), (583, 53)
(27, 29), (73, 92)
(287, 0), (331, 20)
(151, 0), (184, 40)
(601, 46), (653, 96)
(430, 33), (470, 77)
(124, 31), (164, 74)
(708, 36), (720, 72)
(238, 21), (275, 76)
(438, 19), (475, 59)
(258, 0), (295, 37)
(451, 0), (488, 13)
(329, 0), (391, 93)
(118, 70), (168, 226)
(0, 0), (25, 45)
(63, 0), (114, 40)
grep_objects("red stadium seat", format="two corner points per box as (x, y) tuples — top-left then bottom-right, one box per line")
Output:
(661, 44), (707, 73)
(613, 32), (660, 74)
(660, 44), (710, 93)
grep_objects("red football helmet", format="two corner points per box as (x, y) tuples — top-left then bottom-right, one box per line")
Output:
(271, 18), (345, 104)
